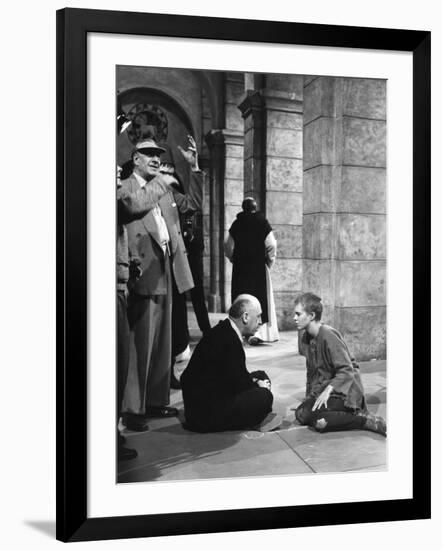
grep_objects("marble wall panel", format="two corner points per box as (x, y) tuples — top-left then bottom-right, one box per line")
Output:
(339, 166), (386, 214)
(224, 178), (243, 204)
(267, 127), (302, 158)
(336, 261), (386, 307)
(302, 213), (334, 259)
(266, 191), (303, 225)
(303, 118), (336, 170)
(272, 225), (303, 258)
(266, 158), (303, 192)
(267, 111), (303, 130)
(343, 78), (386, 120)
(303, 76), (336, 125)
(334, 306), (386, 360)
(225, 144), (244, 158)
(343, 118), (386, 167)
(337, 214), (386, 260)
(303, 165), (336, 213)
(224, 157), (244, 181)
(271, 258), (303, 291)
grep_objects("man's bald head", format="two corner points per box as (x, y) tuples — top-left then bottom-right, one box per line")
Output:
(229, 294), (262, 337)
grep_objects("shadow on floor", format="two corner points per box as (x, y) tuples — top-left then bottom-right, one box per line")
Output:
(366, 386), (386, 405)
(118, 411), (245, 483)
(24, 520), (56, 538)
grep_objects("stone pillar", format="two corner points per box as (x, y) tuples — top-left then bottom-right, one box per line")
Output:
(205, 129), (244, 312)
(303, 76), (386, 359)
(239, 74), (304, 329)
(238, 90), (266, 208)
(200, 88), (213, 299)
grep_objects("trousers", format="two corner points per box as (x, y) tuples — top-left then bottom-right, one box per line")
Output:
(123, 257), (173, 413)
(187, 387), (273, 433)
(295, 395), (365, 433)
(117, 290), (129, 417)
(187, 248), (211, 334)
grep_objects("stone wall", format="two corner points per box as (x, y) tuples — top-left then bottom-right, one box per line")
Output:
(303, 76), (386, 360)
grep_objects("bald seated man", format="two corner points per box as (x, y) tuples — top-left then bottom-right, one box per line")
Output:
(181, 294), (281, 432)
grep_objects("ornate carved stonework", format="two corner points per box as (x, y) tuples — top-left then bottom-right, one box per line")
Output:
(126, 103), (168, 144)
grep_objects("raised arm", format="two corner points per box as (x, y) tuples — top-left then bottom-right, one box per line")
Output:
(171, 135), (204, 213)
(117, 174), (171, 224)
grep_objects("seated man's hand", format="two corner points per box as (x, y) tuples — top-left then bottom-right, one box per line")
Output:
(256, 379), (271, 390)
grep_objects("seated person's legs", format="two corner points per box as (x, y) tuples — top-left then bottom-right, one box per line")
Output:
(297, 396), (365, 433)
(226, 387), (273, 430)
(295, 397), (315, 425)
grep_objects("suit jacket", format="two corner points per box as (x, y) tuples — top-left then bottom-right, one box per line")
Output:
(116, 175), (169, 287)
(181, 319), (255, 430)
(121, 169), (203, 295)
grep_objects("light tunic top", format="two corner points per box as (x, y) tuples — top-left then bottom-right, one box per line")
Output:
(298, 324), (367, 411)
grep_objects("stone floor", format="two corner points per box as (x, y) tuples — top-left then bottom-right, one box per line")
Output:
(117, 310), (387, 483)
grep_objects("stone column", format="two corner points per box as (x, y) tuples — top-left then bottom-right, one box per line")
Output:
(238, 90), (266, 208)
(239, 74), (304, 329)
(303, 76), (386, 359)
(205, 129), (244, 312)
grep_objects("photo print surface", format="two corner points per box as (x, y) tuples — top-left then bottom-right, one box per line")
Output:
(116, 65), (387, 483)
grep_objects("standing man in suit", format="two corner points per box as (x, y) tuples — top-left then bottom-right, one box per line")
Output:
(181, 294), (282, 433)
(117, 166), (174, 458)
(121, 135), (203, 431)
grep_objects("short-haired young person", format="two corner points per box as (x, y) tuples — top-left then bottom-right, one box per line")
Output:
(293, 293), (386, 436)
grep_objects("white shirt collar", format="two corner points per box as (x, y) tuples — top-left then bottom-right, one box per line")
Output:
(228, 317), (243, 343)
(133, 171), (147, 188)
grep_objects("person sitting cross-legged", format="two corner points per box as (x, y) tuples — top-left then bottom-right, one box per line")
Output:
(181, 294), (282, 433)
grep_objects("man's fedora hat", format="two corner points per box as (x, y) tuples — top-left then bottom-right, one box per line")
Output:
(134, 139), (166, 155)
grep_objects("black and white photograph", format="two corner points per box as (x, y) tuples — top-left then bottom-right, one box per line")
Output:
(1, 0), (438, 548)
(116, 65), (388, 482)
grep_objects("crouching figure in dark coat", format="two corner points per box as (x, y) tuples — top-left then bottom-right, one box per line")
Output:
(181, 294), (282, 433)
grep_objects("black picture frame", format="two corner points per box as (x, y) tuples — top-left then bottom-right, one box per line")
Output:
(56, 7), (431, 543)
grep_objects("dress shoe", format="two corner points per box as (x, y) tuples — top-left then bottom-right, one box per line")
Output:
(123, 414), (150, 432)
(118, 445), (138, 461)
(145, 406), (179, 418)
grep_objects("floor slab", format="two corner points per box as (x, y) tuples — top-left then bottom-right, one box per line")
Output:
(278, 426), (387, 473)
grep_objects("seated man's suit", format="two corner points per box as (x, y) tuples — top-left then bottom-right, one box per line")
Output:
(181, 319), (273, 432)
